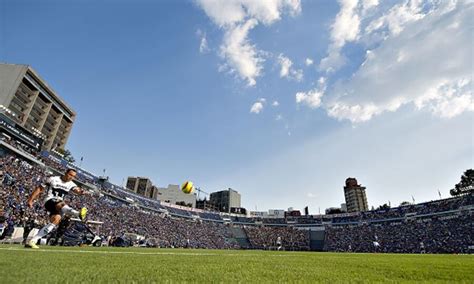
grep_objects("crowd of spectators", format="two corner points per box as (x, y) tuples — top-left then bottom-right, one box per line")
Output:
(257, 195), (473, 226)
(1, 149), (472, 253)
(244, 226), (310, 251)
(67, 194), (239, 249)
(324, 213), (472, 253)
(0, 155), (48, 240)
(0, 153), (239, 249)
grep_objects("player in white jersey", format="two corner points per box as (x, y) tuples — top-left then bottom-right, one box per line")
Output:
(25, 168), (89, 249)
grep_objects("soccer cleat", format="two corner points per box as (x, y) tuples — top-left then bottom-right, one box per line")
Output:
(25, 240), (39, 249)
(79, 207), (88, 221)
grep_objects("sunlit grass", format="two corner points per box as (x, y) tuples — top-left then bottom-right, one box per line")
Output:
(0, 245), (472, 283)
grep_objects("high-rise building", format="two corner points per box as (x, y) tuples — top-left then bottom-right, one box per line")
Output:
(156, 184), (196, 207)
(0, 63), (76, 151)
(209, 188), (241, 213)
(126, 177), (154, 198)
(344, 177), (369, 213)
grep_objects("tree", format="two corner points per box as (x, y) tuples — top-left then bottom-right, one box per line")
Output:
(325, 208), (343, 215)
(376, 203), (390, 210)
(450, 169), (474, 196)
(176, 201), (192, 208)
(399, 201), (411, 206)
(55, 148), (76, 163)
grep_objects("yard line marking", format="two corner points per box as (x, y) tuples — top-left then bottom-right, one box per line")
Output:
(0, 247), (300, 257)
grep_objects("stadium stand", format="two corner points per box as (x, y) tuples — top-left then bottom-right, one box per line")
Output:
(1, 147), (472, 253)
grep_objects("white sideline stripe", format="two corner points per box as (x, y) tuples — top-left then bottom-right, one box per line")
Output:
(0, 247), (296, 257)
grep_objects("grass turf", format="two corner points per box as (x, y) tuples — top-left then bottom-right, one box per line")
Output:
(0, 244), (472, 283)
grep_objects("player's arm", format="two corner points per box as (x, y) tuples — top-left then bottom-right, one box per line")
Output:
(72, 187), (90, 196)
(27, 186), (44, 208)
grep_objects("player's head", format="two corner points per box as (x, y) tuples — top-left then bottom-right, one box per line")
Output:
(63, 168), (77, 182)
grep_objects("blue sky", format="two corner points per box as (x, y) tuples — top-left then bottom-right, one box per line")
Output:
(1, 0), (472, 212)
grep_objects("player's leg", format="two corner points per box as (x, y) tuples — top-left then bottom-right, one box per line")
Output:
(58, 201), (87, 221)
(26, 200), (62, 248)
(26, 214), (61, 248)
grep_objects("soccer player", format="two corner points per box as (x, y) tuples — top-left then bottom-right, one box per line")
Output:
(276, 236), (282, 251)
(25, 168), (89, 249)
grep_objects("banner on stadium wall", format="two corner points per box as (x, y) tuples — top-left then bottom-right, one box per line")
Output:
(0, 113), (43, 151)
(164, 202), (205, 213)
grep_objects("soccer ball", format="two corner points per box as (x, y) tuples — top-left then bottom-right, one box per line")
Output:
(181, 181), (194, 194)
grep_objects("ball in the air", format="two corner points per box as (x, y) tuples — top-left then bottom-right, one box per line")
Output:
(181, 181), (194, 194)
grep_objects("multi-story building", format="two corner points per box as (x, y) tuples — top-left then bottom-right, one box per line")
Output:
(249, 209), (285, 218)
(0, 63), (76, 151)
(156, 184), (196, 207)
(195, 198), (219, 211)
(126, 177), (156, 199)
(343, 177), (369, 213)
(209, 188), (241, 213)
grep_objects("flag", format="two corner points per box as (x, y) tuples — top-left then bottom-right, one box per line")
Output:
(412, 195), (415, 203)
(80, 157), (83, 162)
(438, 190), (442, 199)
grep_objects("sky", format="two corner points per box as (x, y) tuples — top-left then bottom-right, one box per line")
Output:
(1, 0), (472, 213)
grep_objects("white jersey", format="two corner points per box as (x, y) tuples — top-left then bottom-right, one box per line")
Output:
(42, 176), (78, 203)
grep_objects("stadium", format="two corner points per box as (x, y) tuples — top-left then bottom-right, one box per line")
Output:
(1, 131), (473, 281)
(1, 0), (474, 282)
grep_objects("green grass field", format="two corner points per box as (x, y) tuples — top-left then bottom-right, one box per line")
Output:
(0, 245), (472, 283)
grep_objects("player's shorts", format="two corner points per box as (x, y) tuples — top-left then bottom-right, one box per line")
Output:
(44, 199), (63, 216)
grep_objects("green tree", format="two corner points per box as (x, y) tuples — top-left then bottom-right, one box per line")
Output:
(56, 148), (76, 163)
(450, 169), (474, 196)
(376, 203), (390, 210)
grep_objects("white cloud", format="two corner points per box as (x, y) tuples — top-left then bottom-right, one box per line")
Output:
(239, 0), (301, 25)
(319, 0), (440, 73)
(361, 0), (379, 19)
(318, 77), (326, 85)
(250, 98), (267, 114)
(331, 0), (361, 48)
(365, 0), (426, 36)
(196, 0), (301, 86)
(305, 58), (313, 66)
(278, 54), (291, 77)
(296, 76), (326, 109)
(278, 54), (303, 81)
(323, 0), (473, 122)
(362, 0), (379, 11)
(250, 101), (264, 114)
(415, 79), (473, 119)
(292, 69), (303, 82)
(196, 0), (301, 27)
(195, 0), (247, 27)
(272, 101), (279, 107)
(296, 89), (324, 109)
(275, 114), (283, 120)
(319, 0), (361, 72)
(327, 102), (380, 123)
(197, 30), (210, 53)
(220, 19), (262, 86)
(200, 37), (209, 53)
